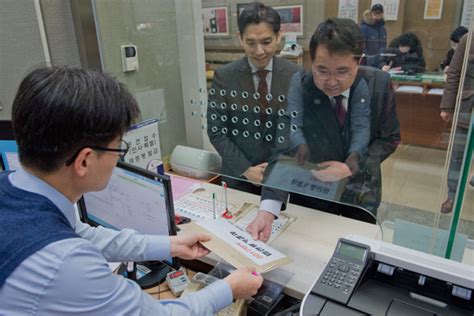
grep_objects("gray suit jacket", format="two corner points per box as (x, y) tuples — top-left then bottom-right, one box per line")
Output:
(207, 57), (300, 178)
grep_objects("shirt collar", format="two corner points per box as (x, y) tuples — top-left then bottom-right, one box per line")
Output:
(248, 57), (273, 74)
(339, 88), (350, 99)
(8, 168), (77, 228)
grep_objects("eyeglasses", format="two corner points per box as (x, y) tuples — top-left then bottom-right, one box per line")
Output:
(65, 139), (129, 166)
(312, 68), (353, 81)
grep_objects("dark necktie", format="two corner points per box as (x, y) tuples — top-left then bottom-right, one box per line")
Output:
(334, 95), (346, 128)
(256, 69), (269, 110)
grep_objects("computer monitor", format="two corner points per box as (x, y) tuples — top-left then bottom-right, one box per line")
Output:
(0, 120), (14, 140)
(78, 161), (178, 288)
(0, 121), (20, 171)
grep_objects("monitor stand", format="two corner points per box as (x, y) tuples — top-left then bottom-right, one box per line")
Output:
(118, 261), (172, 289)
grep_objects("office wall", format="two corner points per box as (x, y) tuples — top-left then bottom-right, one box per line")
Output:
(202, 0), (327, 50)
(0, 0), (48, 121)
(203, 0), (464, 71)
(40, 0), (82, 67)
(94, 0), (187, 157)
(403, 0), (461, 71)
(326, 0), (464, 71)
(0, 0), (81, 121)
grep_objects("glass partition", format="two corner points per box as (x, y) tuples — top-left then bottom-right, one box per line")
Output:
(89, 0), (472, 263)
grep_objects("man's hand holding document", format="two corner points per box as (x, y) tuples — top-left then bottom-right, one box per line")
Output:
(186, 219), (291, 273)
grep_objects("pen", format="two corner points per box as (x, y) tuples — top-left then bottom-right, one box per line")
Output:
(212, 193), (217, 219)
(221, 181), (232, 219)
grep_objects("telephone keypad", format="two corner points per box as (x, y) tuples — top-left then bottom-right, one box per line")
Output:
(319, 257), (362, 293)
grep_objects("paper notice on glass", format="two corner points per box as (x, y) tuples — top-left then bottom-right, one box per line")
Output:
(187, 219), (291, 273)
(123, 118), (162, 170)
(263, 156), (347, 202)
(461, 0), (474, 27)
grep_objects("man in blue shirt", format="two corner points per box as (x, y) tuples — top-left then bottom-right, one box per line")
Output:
(0, 67), (262, 315)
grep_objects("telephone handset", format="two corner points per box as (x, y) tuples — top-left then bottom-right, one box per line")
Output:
(311, 238), (371, 305)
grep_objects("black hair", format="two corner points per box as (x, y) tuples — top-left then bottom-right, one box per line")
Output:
(309, 18), (364, 61)
(238, 2), (280, 36)
(12, 66), (140, 172)
(450, 26), (468, 43)
(397, 32), (419, 49)
(371, 4), (384, 13)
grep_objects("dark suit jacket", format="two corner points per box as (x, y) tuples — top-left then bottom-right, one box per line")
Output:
(262, 66), (400, 216)
(207, 57), (300, 180)
(340, 66), (401, 213)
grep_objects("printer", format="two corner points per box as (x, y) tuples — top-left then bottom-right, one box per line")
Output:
(301, 235), (473, 316)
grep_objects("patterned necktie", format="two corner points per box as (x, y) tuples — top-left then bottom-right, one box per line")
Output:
(256, 69), (269, 110)
(334, 95), (346, 128)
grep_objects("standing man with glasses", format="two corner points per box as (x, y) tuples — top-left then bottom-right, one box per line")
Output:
(0, 67), (263, 315)
(207, 2), (300, 195)
(248, 18), (374, 241)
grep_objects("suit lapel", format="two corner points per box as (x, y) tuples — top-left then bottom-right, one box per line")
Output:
(236, 58), (256, 96)
(270, 58), (285, 110)
(304, 79), (345, 158)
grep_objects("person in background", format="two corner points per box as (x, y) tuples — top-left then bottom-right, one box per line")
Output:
(440, 26), (469, 74)
(383, 32), (426, 74)
(0, 66), (263, 315)
(207, 2), (300, 195)
(360, 3), (387, 68)
(439, 33), (473, 213)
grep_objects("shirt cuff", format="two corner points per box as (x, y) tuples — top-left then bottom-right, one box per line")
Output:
(260, 199), (282, 218)
(205, 280), (234, 312)
(145, 235), (171, 261)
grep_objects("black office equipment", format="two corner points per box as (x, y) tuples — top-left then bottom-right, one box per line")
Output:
(0, 120), (14, 140)
(78, 161), (179, 288)
(301, 235), (474, 316)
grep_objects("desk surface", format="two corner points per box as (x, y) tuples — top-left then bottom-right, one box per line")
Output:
(178, 180), (381, 300)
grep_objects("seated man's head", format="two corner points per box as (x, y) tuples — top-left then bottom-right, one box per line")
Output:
(309, 18), (363, 97)
(12, 67), (140, 192)
(238, 2), (282, 69)
(397, 33), (418, 53)
(370, 4), (384, 23)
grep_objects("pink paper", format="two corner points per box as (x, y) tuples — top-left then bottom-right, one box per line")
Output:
(169, 174), (201, 201)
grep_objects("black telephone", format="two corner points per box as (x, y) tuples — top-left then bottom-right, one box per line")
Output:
(311, 238), (371, 305)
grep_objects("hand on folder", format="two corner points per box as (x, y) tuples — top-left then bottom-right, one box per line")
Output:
(246, 210), (275, 243)
(311, 161), (352, 182)
(243, 162), (268, 184)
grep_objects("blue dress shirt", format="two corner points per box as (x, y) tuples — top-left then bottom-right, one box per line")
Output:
(0, 168), (233, 315)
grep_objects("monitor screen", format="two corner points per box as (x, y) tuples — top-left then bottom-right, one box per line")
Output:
(0, 141), (20, 172)
(0, 121), (19, 171)
(78, 161), (178, 269)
